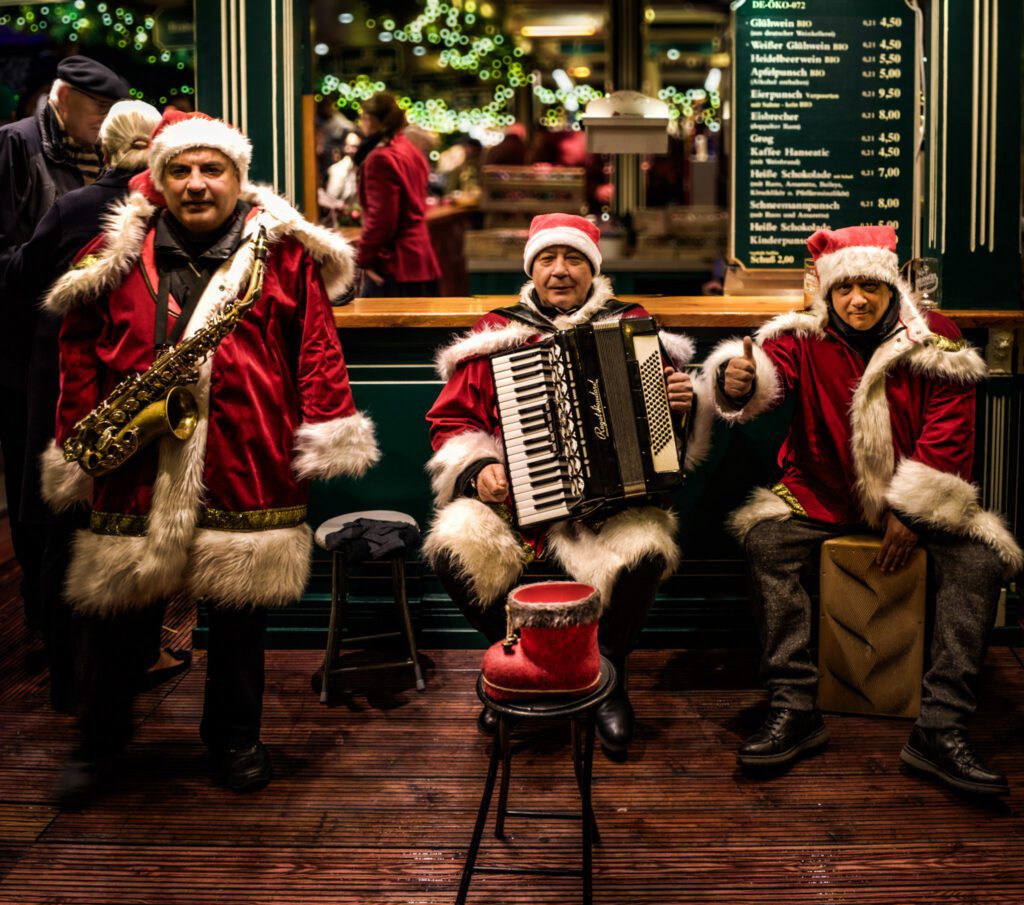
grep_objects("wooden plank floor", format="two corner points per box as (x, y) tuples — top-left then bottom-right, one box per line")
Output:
(1, 518), (1023, 903)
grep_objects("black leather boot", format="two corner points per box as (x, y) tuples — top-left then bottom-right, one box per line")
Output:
(594, 556), (664, 755)
(900, 726), (1008, 796)
(215, 741), (274, 792)
(737, 707), (830, 768)
(596, 658), (634, 753)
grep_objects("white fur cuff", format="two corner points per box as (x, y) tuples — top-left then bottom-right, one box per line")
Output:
(886, 458), (1024, 576)
(659, 330), (696, 370)
(683, 373), (716, 471)
(422, 497), (527, 607)
(427, 430), (504, 505)
(39, 440), (93, 512)
(701, 337), (782, 422)
(546, 506), (679, 612)
(727, 487), (793, 544)
(292, 411), (380, 481)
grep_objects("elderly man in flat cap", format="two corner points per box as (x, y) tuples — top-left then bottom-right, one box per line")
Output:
(0, 54), (129, 636)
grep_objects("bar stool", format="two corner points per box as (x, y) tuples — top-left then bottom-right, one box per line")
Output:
(314, 509), (425, 704)
(456, 658), (616, 905)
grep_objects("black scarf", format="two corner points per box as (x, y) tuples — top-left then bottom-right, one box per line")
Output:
(155, 201), (250, 314)
(353, 130), (387, 168)
(827, 293), (902, 363)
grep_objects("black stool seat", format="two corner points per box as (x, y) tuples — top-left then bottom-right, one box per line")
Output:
(456, 658), (616, 905)
(314, 510), (424, 703)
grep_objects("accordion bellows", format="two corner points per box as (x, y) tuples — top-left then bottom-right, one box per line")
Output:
(481, 582), (602, 702)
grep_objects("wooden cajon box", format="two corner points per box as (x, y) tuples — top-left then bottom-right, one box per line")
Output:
(817, 535), (926, 719)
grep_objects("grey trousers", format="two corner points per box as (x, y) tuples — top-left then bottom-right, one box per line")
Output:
(744, 517), (1003, 729)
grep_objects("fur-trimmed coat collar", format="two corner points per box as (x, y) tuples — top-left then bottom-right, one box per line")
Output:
(44, 183), (355, 315)
(759, 279), (935, 348)
(434, 275), (697, 380)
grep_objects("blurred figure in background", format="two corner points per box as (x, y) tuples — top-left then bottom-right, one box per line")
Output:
(355, 92), (441, 298)
(0, 54), (129, 639)
(3, 99), (164, 710)
(324, 130), (362, 211)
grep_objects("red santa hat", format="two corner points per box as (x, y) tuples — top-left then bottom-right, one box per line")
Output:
(146, 108), (252, 196)
(523, 213), (602, 276)
(807, 225), (899, 297)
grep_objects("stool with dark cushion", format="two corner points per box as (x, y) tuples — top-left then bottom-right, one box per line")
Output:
(314, 510), (424, 704)
(456, 658), (616, 905)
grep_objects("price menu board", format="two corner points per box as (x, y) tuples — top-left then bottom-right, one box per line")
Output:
(730, 0), (918, 270)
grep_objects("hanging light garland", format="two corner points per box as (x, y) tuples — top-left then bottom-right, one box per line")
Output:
(318, 1), (603, 136)
(0, 2), (194, 106)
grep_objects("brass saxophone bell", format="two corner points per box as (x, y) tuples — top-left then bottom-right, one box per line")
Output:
(80, 386), (200, 477)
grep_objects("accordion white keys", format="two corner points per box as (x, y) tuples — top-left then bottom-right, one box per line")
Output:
(490, 317), (684, 528)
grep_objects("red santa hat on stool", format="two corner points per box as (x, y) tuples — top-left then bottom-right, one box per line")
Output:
(523, 213), (602, 276)
(145, 108), (253, 195)
(806, 225), (899, 300)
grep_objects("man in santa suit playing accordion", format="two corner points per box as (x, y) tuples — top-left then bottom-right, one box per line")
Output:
(424, 213), (712, 753)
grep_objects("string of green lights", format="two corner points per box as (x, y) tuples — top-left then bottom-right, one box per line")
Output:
(0, 2), (193, 107)
(317, 0), (603, 135)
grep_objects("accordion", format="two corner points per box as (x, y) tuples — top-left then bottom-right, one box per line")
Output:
(490, 317), (683, 528)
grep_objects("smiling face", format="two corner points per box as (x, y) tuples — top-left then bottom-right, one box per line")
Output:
(162, 148), (241, 236)
(830, 279), (893, 331)
(530, 245), (594, 311)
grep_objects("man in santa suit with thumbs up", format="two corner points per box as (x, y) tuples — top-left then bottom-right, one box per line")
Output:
(703, 224), (1021, 796)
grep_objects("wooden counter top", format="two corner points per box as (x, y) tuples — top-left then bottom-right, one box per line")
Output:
(333, 296), (1024, 329)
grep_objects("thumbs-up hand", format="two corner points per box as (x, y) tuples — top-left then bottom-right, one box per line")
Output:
(723, 336), (757, 400)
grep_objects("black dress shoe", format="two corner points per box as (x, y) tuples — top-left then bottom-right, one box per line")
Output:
(596, 688), (635, 753)
(477, 706), (499, 735)
(737, 707), (829, 768)
(216, 741), (273, 792)
(900, 726), (1008, 796)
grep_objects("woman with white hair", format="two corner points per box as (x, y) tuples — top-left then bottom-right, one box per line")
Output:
(2, 99), (164, 712)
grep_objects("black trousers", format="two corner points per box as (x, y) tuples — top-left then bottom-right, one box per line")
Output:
(434, 554), (664, 665)
(0, 387), (45, 629)
(41, 512), (89, 710)
(76, 601), (267, 759)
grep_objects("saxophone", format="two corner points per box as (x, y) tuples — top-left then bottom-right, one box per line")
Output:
(62, 225), (270, 477)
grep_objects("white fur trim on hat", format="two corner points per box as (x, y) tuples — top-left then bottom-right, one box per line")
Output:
(523, 226), (602, 276)
(814, 246), (899, 300)
(149, 117), (253, 193)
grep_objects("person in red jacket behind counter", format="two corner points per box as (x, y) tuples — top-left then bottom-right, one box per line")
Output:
(704, 225), (1022, 796)
(355, 92), (441, 298)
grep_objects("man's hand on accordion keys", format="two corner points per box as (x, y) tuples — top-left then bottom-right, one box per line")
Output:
(664, 367), (693, 415)
(476, 462), (510, 504)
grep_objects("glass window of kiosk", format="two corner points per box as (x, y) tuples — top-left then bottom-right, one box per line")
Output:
(309, 2), (611, 223)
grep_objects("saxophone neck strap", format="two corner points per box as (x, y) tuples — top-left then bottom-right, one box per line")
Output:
(154, 266), (214, 350)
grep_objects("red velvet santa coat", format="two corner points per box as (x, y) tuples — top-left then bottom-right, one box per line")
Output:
(356, 132), (441, 283)
(702, 282), (1022, 574)
(40, 185), (380, 614)
(423, 275), (715, 610)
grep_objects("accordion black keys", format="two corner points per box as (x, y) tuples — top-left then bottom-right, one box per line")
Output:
(490, 317), (683, 528)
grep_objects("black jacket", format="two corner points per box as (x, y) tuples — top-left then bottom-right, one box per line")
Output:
(0, 104), (86, 387)
(4, 167), (138, 524)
